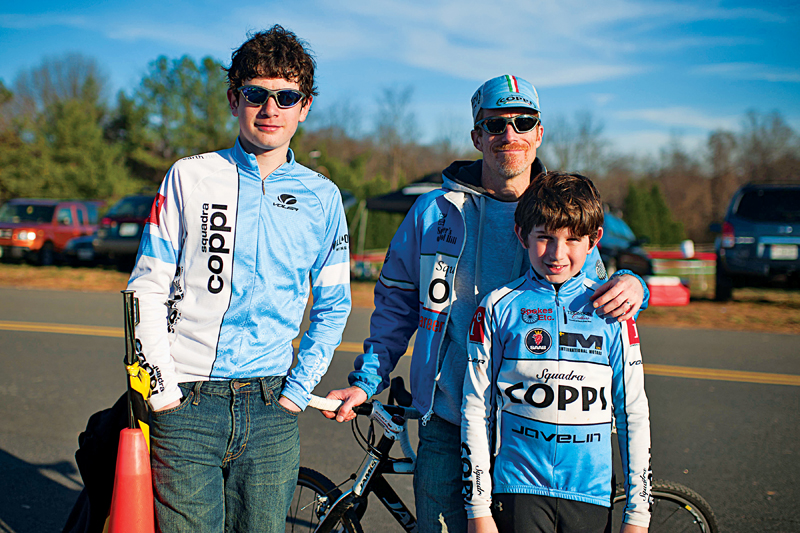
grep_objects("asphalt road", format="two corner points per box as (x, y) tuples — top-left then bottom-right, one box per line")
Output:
(0, 287), (798, 532)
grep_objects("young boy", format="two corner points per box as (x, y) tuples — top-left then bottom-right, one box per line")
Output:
(461, 172), (651, 533)
(127, 26), (351, 532)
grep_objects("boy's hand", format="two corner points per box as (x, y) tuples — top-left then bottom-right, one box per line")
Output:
(322, 386), (367, 422)
(278, 396), (301, 413)
(620, 523), (648, 533)
(468, 516), (499, 533)
(591, 273), (644, 322)
(154, 399), (181, 412)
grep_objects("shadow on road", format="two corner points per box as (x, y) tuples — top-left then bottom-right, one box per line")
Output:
(0, 448), (82, 533)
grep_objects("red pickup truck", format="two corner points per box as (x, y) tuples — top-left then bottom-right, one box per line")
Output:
(0, 198), (100, 265)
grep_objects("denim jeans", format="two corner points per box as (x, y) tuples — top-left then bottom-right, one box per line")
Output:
(414, 414), (467, 533)
(149, 376), (299, 533)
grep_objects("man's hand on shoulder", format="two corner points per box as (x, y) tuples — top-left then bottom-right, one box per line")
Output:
(591, 273), (644, 322)
(323, 386), (368, 422)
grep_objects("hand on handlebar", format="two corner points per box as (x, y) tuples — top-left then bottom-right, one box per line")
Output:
(323, 386), (368, 422)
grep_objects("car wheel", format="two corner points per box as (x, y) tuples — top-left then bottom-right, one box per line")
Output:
(38, 242), (55, 266)
(714, 258), (733, 301)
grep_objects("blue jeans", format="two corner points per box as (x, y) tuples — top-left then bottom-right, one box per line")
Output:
(414, 414), (467, 533)
(149, 376), (299, 533)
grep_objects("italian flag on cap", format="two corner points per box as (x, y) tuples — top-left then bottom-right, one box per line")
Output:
(505, 75), (519, 93)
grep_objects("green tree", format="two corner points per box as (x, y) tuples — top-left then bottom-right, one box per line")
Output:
(623, 182), (685, 245)
(1, 55), (140, 202)
(135, 55), (236, 162)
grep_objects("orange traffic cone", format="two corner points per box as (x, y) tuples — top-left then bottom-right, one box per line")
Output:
(108, 428), (155, 533)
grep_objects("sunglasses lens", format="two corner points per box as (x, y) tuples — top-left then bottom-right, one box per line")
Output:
(240, 86), (269, 105)
(514, 116), (538, 133)
(239, 87), (304, 108)
(483, 118), (508, 135)
(276, 90), (303, 108)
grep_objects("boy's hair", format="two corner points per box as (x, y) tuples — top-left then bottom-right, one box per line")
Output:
(515, 171), (604, 246)
(225, 25), (318, 100)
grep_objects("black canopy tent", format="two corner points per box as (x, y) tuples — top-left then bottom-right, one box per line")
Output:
(350, 172), (443, 274)
(363, 172), (443, 214)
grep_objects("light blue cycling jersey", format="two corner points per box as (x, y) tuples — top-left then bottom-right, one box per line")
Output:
(128, 139), (351, 411)
(461, 268), (651, 528)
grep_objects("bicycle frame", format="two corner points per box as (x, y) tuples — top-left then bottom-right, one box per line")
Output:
(306, 397), (419, 533)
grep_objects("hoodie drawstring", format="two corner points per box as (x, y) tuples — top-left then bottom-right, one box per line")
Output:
(474, 196), (486, 305)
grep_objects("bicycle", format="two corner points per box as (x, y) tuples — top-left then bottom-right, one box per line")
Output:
(287, 378), (420, 533)
(288, 378), (719, 533)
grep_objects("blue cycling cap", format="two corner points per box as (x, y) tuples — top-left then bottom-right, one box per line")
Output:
(471, 75), (540, 122)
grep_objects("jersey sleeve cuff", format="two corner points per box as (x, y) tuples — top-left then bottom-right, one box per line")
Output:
(279, 384), (309, 411)
(466, 505), (493, 520)
(149, 387), (183, 412)
(347, 372), (379, 398)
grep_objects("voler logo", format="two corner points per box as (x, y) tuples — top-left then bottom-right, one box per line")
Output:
(525, 329), (552, 355)
(274, 194), (299, 211)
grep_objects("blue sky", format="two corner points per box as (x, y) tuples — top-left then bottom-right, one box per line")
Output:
(1, 0), (798, 156)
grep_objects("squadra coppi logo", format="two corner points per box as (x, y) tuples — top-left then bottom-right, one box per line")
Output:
(200, 203), (231, 294)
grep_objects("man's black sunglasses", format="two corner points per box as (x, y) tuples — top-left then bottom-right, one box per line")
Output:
(237, 85), (306, 108)
(475, 114), (541, 135)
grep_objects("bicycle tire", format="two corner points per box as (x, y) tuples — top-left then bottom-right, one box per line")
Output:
(613, 479), (719, 533)
(286, 467), (364, 533)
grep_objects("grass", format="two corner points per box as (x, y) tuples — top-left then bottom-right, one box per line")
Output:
(1, 263), (798, 334)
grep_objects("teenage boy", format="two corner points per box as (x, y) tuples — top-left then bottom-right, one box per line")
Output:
(461, 172), (651, 533)
(325, 75), (649, 532)
(127, 26), (351, 532)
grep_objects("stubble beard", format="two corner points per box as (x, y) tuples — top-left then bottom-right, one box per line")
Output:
(492, 144), (531, 179)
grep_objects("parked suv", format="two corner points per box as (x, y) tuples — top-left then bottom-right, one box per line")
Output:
(714, 183), (800, 300)
(93, 194), (156, 267)
(0, 199), (99, 265)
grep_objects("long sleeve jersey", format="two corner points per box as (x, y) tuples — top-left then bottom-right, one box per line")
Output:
(461, 269), (651, 528)
(127, 140), (351, 411)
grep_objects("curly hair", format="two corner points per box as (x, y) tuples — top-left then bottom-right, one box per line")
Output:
(515, 171), (604, 246)
(224, 25), (318, 100)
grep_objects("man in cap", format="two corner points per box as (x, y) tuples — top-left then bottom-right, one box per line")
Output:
(325, 75), (648, 532)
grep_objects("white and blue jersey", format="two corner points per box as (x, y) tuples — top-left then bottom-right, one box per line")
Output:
(128, 139), (351, 412)
(461, 269), (651, 528)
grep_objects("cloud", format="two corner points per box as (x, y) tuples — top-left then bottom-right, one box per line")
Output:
(616, 107), (738, 131)
(609, 129), (708, 156)
(591, 93), (617, 106)
(0, 13), (89, 30)
(693, 63), (800, 83)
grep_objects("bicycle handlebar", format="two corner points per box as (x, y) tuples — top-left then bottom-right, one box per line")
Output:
(306, 394), (419, 464)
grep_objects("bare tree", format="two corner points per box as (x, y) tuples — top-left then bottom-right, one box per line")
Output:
(707, 131), (740, 222)
(375, 86), (417, 188)
(542, 111), (608, 175)
(305, 96), (364, 139)
(739, 110), (800, 183)
(12, 53), (107, 120)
